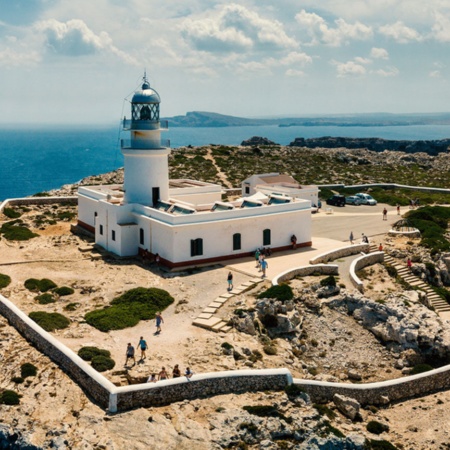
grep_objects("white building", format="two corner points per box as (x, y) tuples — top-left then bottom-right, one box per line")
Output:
(77, 76), (312, 268)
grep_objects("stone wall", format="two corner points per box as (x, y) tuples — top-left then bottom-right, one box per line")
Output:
(350, 252), (384, 292)
(309, 244), (370, 264)
(0, 197), (77, 213)
(273, 264), (339, 285)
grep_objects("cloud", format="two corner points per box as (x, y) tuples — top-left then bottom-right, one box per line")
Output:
(378, 21), (422, 43)
(333, 60), (367, 77)
(370, 47), (388, 59)
(354, 56), (371, 64)
(285, 68), (305, 77)
(429, 70), (441, 78)
(0, 47), (40, 68)
(374, 67), (399, 77)
(35, 18), (138, 64)
(279, 51), (312, 66)
(431, 12), (450, 42)
(295, 10), (373, 46)
(181, 4), (298, 53)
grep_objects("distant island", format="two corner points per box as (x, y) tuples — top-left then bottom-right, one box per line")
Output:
(162, 111), (450, 128)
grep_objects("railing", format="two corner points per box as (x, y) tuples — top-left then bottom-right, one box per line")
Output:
(121, 139), (170, 149)
(122, 119), (168, 130)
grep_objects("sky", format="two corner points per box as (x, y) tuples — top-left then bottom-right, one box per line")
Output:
(1, 0), (450, 124)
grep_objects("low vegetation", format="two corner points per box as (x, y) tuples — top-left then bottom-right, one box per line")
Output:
(77, 347), (115, 372)
(257, 284), (293, 302)
(367, 420), (390, 435)
(35, 293), (56, 304)
(54, 286), (74, 296)
(84, 287), (174, 332)
(0, 273), (11, 289)
(0, 220), (38, 241)
(28, 311), (70, 331)
(25, 278), (57, 293)
(0, 390), (21, 405)
(20, 363), (38, 378)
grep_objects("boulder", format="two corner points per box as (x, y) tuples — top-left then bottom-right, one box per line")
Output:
(333, 393), (361, 420)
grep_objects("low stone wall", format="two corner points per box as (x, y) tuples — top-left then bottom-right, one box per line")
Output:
(309, 244), (369, 264)
(350, 252), (384, 293)
(112, 369), (293, 411)
(272, 264), (339, 285)
(0, 196), (77, 213)
(0, 295), (113, 409)
(294, 364), (450, 405)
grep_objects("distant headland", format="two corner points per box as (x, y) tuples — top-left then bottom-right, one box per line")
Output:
(162, 111), (450, 128)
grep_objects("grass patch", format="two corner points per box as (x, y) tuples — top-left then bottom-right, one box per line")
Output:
(257, 284), (294, 302)
(0, 390), (21, 405)
(64, 302), (80, 311)
(91, 355), (115, 372)
(0, 220), (38, 241)
(367, 420), (390, 435)
(2, 207), (22, 219)
(54, 286), (74, 296)
(25, 278), (57, 293)
(78, 346), (111, 361)
(29, 311), (70, 331)
(84, 287), (174, 332)
(20, 363), (37, 378)
(410, 363), (433, 375)
(0, 273), (11, 289)
(35, 293), (56, 304)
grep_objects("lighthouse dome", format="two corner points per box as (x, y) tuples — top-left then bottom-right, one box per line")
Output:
(132, 80), (161, 104)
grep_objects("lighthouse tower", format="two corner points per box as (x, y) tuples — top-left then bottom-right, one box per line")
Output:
(121, 74), (170, 206)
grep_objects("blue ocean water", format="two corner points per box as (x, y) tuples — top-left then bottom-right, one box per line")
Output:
(1, 123), (450, 201)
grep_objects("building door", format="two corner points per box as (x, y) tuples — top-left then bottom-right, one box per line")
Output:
(152, 187), (160, 206)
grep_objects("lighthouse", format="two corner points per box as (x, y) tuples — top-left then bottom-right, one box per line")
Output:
(121, 74), (170, 206)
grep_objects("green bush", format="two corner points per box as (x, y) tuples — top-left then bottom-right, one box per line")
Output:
(263, 344), (278, 355)
(0, 220), (38, 241)
(85, 287), (174, 332)
(35, 293), (56, 304)
(0, 390), (21, 405)
(284, 384), (305, 397)
(21, 363), (37, 378)
(221, 342), (234, 351)
(54, 286), (74, 296)
(91, 355), (115, 372)
(2, 207), (21, 219)
(367, 420), (390, 435)
(0, 273), (11, 289)
(11, 377), (24, 384)
(25, 278), (57, 292)
(384, 264), (397, 278)
(64, 302), (80, 311)
(410, 363), (433, 375)
(434, 287), (450, 303)
(78, 346), (111, 361)
(29, 311), (70, 331)
(257, 284), (293, 302)
(320, 275), (337, 287)
(364, 439), (398, 450)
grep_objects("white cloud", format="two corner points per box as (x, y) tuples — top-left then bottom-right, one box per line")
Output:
(431, 12), (450, 42)
(374, 67), (399, 77)
(354, 56), (371, 64)
(295, 9), (373, 46)
(0, 47), (40, 67)
(333, 60), (367, 77)
(285, 68), (305, 77)
(279, 51), (312, 66)
(35, 19), (138, 64)
(181, 4), (297, 53)
(370, 47), (388, 59)
(378, 21), (422, 43)
(429, 70), (441, 78)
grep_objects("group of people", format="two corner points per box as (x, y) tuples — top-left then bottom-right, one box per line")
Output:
(147, 365), (193, 382)
(349, 231), (369, 245)
(254, 248), (269, 278)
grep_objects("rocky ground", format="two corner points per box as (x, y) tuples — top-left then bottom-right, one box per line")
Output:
(1, 202), (450, 449)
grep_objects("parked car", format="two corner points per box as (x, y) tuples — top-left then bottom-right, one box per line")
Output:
(326, 195), (346, 207)
(345, 195), (362, 205)
(355, 193), (377, 205)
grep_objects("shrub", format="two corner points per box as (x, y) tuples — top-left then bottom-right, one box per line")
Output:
(0, 390), (21, 405)
(320, 275), (336, 287)
(64, 302), (80, 311)
(2, 207), (21, 219)
(11, 377), (24, 384)
(284, 384), (305, 397)
(0, 273), (11, 289)
(257, 284), (293, 302)
(434, 287), (450, 303)
(78, 346), (111, 361)
(367, 420), (390, 435)
(91, 355), (115, 372)
(85, 287), (174, 332)
(221, 342), (234, 351)
(20, 363), (37, 378)
(364, 439), (398, 450)
(25, 278), (57, 292)
(29, 311), (70, 331)
(35, 293), (56, 304)
(0, 220), (38, 241)
(410, 363), (433, 375)
(54, 286), (74, 296)
(263, 344), (277, 355)
(384, 264), (397, 278)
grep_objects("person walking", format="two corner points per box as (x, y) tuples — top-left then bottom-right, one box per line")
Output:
(260, 258), (268, 278)
(125, 343), (136, 366)
(155, 312), (164, 334)
(137, 336), (148, 360)
(396, 204), (400, 215)
(382, 208), (387, 220)
(349, 231), (354, 245)
(254, 249), (260, 268)
(407, 258), (412, 271)
(227, 272), (233, 291)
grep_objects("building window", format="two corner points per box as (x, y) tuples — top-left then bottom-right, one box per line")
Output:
(245, 186), (250, 194)
(263, 229), (271, 246)
(140, 228), (144, 245)
(112, 230), (116, 241)
(190, 238), (203, 257)
(233, 233), (241, 251)
(99, 224), (103, 235)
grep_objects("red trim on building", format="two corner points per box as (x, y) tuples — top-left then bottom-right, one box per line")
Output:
(77, 220), (95, 234)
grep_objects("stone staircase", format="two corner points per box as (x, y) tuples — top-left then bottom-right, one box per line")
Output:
(370, 245), (450, 313)
(192, 277), (264, 333)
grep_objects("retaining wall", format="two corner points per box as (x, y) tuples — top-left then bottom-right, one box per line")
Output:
(272, 264), (339, 285)
(0, 196), (77, 213)
(350, 251), (384, 292)
(309, 244), (369, 264)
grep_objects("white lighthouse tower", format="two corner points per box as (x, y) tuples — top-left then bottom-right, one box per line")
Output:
(121, 74), (170, 206)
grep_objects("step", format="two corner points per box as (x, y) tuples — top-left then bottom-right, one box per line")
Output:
(213, 297), (228, 305)
(192, 317), (223, 330)
(211, 321), (229, 332)
(196, 312), (213, 320)
(219, 325), (232, 333)
(250, 278), (264, 284)
(230, 288), (245, 294)
(208, 301), (224, 309)
(202, 307), (218, 314)
(219, 293), (234, 299)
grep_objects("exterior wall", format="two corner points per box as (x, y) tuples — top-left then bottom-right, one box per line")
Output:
(1, 197), (77, 210)
(350, 252), (384, 293)
(118, 224), (138, 256)
(169, 191), (222, 205)
(309, 244), (370, 264)
(273, 264), (339, 285)
(78, 194), (99, 229)
(257, 185), (319, 207)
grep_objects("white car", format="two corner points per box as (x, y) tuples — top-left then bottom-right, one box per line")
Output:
(355, 193), (377, 205)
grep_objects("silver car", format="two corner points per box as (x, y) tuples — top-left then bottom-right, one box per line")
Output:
(345, 195), (362, 205)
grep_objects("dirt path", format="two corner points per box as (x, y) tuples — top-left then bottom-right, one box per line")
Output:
(204, 148), (233, 189)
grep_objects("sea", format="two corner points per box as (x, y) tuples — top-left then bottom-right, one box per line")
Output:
(1, 123), (450, 201)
